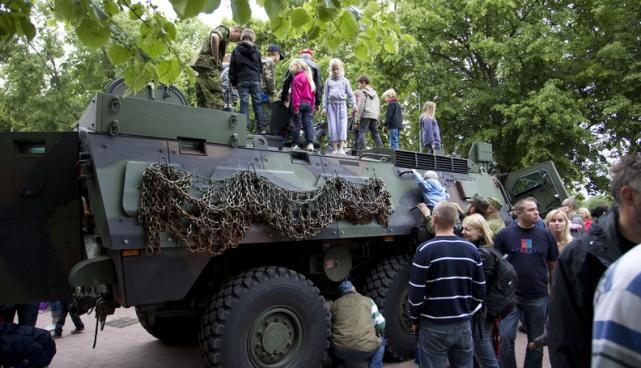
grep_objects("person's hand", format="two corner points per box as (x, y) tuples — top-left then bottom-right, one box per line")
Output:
(527, 342), (540, 350)
(417, 203), (431, 218)
(315, 105), (321, 113)
(321, 109), (326, 116)
(410, 324), (417, 334)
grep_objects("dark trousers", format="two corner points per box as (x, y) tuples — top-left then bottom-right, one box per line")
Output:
(357, 118), (383, 150)
(0, 304), (38, 327)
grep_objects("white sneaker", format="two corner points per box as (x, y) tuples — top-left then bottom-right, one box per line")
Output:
(306, 143), (314, 152)
(45, 324), (56, 332)
(291, 145), (299, 151)
(338, 149), (347, 155)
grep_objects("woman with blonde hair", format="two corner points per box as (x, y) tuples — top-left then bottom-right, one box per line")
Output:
(420, 101), (441, 153)
(544, 209), (573, 253)
(461, 213), (499, 368)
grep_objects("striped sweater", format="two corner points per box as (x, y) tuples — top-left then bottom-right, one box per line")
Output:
(592, 243), (641, 368)
(408, 235), (486, 323)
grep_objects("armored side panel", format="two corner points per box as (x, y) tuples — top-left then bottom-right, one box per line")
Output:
(0, 133), (82, 303)
(503, 161), (569, 215)
(78, 93), (247, 147)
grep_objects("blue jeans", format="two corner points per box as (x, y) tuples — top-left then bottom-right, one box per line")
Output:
(290, 102), (314, 145)
(388, 128), (400, 150)
(473, 317), (499, 368)
(53, 300), (84, 335)
(237, 80), (264, 132)
(499, 296), (547, 368)
(329, 338), (385, 368)
(417, 319), (473, 368)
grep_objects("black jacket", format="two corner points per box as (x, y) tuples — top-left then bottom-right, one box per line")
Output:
(548, 208), (633, 367)
(280, 57), (322, 108)
(229, 42), (262, 86)
(384, 100), (403, 129)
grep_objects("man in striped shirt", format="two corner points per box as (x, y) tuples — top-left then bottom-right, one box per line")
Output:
(408, 201), (486, 367)
(592, 242), (641, 368)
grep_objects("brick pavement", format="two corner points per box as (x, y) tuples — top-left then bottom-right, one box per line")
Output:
(35, 307), (548, 368)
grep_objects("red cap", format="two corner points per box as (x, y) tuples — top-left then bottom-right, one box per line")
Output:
(300, 48), (314, 56)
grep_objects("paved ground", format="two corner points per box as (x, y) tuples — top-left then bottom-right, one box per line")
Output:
(35, 307), (549, 367)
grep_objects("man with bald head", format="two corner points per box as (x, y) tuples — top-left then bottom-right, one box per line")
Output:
(409, 201), (486, 367)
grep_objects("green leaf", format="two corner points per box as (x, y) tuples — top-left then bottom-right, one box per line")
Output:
(231, 0), (251, 24)
(339, 9), (358, 39)
(354, 41), (369, 61)
(18, 17), (36, 40)
(107, 44), (132, 64)
(53, 0), (76, 21)
(306, 25), (320, 40)
(157, 57), (181, 84)
(159, 18), (177, 41)
(264, 0), (284, 19)
(271, 16), (290, 39)
(363, 1), (378, 17)
(103, 0), (120, 16)
(128, 3), (145, 20)
(326, 34), (340, 51)
(383, 32), (398, 53)
(138, 34), (167, 58)
(171, 0), (206, 19)
(317, 4), (336, 21)
(76, 18), (110, 48)
(202, 0), (221, 13)
(290, 7), (310, 28)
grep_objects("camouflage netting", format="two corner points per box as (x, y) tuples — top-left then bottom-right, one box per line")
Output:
(138, 163), (392, 255)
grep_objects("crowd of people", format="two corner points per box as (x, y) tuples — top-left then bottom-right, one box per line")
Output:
(329, 152), (640, 368)
(191, 24), (448, 155)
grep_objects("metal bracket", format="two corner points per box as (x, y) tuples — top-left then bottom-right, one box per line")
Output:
(109, 120), (120, 136)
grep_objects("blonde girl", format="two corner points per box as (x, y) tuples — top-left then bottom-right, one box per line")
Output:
(287, 58), (316, 151)
(462, 213), (494, 247)
(420, 101), (441, 153)
(322, 58), (355, 154)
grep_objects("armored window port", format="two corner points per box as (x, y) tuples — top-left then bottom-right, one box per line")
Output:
(178, 137), (207, 156)
(14, 140), (46, 155)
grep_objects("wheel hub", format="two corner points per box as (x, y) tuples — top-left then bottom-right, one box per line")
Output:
(249, 307), (303, 367)
(262, 321), (292, 354)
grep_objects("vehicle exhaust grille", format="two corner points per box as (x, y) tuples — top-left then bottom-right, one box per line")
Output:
(394, 150), (469, 174)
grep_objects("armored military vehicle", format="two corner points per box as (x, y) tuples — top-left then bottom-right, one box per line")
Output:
(0, 82), (568, 367)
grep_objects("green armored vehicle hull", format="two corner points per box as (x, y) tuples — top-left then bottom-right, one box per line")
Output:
(0, 84), (568, 367)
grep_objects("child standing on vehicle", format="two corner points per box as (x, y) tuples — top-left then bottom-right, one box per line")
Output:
(287, 58), (316, 151)
(420, 101), (441, 153)
(382, 89), (403, 150)
(229, 28), (265, 134)
(322, 59), (355, 155)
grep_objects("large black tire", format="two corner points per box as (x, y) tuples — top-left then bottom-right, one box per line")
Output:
(363, 254), (414, 361)
(135, 307), (200, 345)
(199, 266), (330, 368)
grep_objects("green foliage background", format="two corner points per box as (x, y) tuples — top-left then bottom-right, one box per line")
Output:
(1, 0), (640, 195)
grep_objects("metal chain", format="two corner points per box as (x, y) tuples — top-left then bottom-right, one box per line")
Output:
(138, 163), (392, 255)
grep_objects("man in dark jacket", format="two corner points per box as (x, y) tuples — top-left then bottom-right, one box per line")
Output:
(548, 153), (641, 367)
(229, 28), (265, 134)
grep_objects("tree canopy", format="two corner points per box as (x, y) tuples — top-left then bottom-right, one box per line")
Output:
(1, 0), (639, 194)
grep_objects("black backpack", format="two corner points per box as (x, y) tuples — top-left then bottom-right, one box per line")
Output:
(480, 247), (518, 320)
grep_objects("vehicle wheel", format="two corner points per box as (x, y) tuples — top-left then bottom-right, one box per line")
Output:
(199, 266), (330, 368)
(363, 254), (414, 361)
(135, 307), (200, 345)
